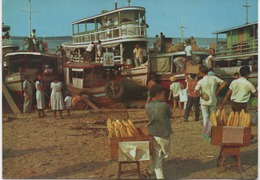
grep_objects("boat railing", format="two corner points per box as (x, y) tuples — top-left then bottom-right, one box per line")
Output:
(72, 23), (147, 44)
(215, 39), (258, 57)
(69, 55), (123, 65)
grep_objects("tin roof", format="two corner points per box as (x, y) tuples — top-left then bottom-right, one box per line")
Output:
(212, 21), (258, 34)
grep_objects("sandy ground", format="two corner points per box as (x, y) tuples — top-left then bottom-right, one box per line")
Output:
(2, 101), (258, 179)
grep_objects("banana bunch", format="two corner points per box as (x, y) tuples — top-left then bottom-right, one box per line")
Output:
(210, 109), (251, 127)
(107, 119), (140, 138)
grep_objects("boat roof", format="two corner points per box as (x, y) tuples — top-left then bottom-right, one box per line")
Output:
(212, 21), (258, 34)
(5, 51), (58, 58)
(72, 6), (145, 25)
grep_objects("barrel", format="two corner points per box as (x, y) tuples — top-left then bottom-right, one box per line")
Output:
(71, 95), (88, 110)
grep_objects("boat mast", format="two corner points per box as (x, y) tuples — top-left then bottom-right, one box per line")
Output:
(243, 0), (251, 24)
(179, 21), (187, 43)
(22, 0), (37, 36)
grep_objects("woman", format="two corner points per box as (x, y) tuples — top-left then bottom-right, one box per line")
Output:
(35, 74), (46, 118)
(50, 78), (64, 119)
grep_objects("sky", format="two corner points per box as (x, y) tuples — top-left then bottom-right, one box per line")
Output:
(2, 0), (258, 38)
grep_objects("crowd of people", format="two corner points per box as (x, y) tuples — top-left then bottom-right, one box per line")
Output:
(145, 65), (257, 179)
(23, 77), (71, 119)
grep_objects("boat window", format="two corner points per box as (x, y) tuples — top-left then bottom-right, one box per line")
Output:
(72, 71), (83, 79)
(10, 62), (24, 74)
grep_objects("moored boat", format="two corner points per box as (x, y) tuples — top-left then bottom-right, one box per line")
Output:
(212, 21), (258, 87)
(62, 2), (149, 107)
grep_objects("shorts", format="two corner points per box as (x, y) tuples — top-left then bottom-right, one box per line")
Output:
(173, 96), (180, 101)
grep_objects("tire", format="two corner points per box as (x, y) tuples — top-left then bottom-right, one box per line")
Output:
(105, 80), (124, 101)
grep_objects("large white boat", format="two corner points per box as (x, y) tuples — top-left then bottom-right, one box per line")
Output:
(62, 2), (149, 105)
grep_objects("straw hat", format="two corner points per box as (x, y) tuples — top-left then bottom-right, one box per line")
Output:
(169, 76), (176, 82)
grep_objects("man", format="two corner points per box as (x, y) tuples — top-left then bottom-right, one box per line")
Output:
(203, 54), (214, 69)
(153, 35), (159, 53)
(23, 75), (34, 113)
(185, 40), (192, 63)
(30, 29), (37, 51)
(220, 65), (257, 112)
(96, 40), (102, 63)
(83, 42), (94, 62)
(133, 44), (143, 67)
(145, 84), (172, 179)
(184, 73), (200, 122)
(195, 66), (226, 127)
(173, 56), (186, 73)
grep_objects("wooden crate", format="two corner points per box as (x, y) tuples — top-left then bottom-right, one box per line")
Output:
(211, 126), (251, 146)
(185, 63), (200, 74)
(109, 127), (152, 160)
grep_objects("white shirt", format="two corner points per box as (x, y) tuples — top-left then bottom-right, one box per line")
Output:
(86, 44), (94, 52)
(185, 45), (192, 56)
(195, 75), (224, 105)
(203, 55), (213, 68)
(170, 82), (182, 97)
(64, 96), (72, 108)
(229, 77), (256, 103)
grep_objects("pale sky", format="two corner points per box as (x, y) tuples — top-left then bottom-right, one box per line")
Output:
(2, 0), (258, 38)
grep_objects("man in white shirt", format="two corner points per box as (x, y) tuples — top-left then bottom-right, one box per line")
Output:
(195, 66), (226, 127)
(220, 65), (257, 112)
(185, 40), (192, 63)
(83, 42), (95, 62)
(133, 44), (143, 67)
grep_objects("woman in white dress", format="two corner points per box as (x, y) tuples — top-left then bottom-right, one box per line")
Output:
(50, 78), (64, 119)
(35, 74), (46, 118)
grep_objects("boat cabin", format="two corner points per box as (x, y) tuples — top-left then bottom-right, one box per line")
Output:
(4, 52), (63, 97)
(212, 21), (258, 75)
(62, 6), (148, 65)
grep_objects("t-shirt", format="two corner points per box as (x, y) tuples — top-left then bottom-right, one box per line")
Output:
(229, 77), (256, 103)
(145, 100), (172, 138)
(170, 82), (182, 97)
(195, 75), (224, 105)
(186, 78), (199, 97)
(86, 44), (94, 52)
(185, 45), (192, 56)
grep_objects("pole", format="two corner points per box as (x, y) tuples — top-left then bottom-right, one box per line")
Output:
(243, 0), (251, 24)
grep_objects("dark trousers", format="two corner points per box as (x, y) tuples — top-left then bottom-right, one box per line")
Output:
(184, 96), (200, 121)
(231, 101), (248, 112)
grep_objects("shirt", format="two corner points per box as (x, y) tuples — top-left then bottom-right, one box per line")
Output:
(229, 77), (256, 103)
(186, 78), (199, 97)
(86, 44), (94, 52)
(64, 96), (72, 108)
(170, 82), (182, 97)
(195, 75), (224, 105)
(145, 100), (172, 138)
(133, 47), (143, 58)
(185, 45), (192, 56)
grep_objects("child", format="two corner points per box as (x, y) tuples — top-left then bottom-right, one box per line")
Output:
(168, 76), (183, 116)
(64, 91), (72, 116)
(145, 84), (172, 179)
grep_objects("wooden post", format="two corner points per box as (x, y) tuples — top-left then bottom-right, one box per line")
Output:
(2, 84), (21, 114)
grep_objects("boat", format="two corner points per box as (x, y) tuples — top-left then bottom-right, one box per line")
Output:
(62, 2), (149, 107)
(2, 24), (19, 71)
(212, 21), (258, 87)
(3, 50), (64, 98)
(149, 36), (210, 88)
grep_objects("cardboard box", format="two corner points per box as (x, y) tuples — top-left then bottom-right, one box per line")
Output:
(185, 63), (200, 74)
(109, 127), (152, 160)
(211, 126), (251, 146)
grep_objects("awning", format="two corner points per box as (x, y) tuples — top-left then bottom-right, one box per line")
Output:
(102, 42), (120, 48)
